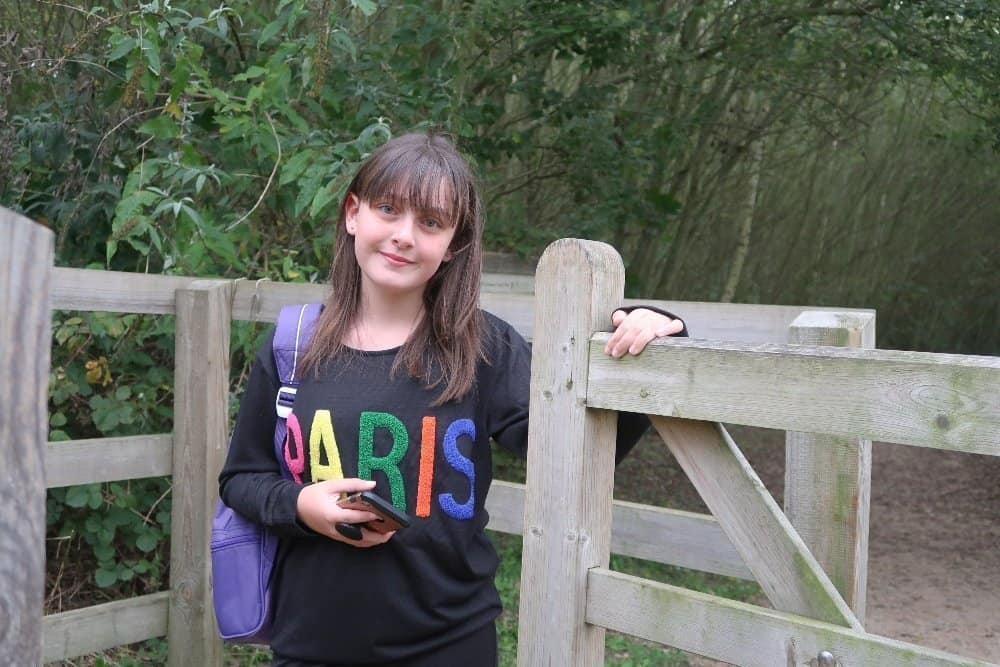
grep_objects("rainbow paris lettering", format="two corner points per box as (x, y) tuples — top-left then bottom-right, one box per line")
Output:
(286, 410), (477, 521)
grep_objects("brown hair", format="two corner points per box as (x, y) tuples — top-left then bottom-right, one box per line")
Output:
(299, 131), (485, 404)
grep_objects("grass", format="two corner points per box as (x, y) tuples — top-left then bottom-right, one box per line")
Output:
(491, 530), (761, 666)
(49, 533), (759, 666)
(48, 442), (761, 665)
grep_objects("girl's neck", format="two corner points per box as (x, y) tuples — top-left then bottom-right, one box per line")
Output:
(347, 290), (425, 351)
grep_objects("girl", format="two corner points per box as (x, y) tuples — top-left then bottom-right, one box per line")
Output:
(219, 131), (686, 666)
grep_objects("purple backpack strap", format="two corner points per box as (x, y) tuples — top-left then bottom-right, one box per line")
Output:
(272, 304), (322, 477)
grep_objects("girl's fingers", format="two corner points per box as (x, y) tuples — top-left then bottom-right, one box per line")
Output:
(606, 309), (683, 358)
(629, 329), (657, 355)
(655, 319), (684, 337)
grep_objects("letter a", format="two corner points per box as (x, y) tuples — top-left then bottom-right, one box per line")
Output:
(309, 410), (345, 482)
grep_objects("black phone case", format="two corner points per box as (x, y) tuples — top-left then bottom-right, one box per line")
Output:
(338, 491), (411, 532)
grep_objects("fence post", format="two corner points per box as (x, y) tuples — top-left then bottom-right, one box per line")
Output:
(517, 239), (624, 667)
(0, 209), (53, 665)
(785, 310), (876, 621)
(169, 281), (232, 666)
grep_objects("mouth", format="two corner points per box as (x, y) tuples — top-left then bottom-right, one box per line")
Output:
(380, 251), (415, 266)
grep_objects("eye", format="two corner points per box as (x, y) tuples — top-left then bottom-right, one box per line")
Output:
(377, 203), (396, 215)
(422, 218), (441, 229)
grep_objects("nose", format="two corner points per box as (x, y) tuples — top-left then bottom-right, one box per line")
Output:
(391, 212), (416, 248)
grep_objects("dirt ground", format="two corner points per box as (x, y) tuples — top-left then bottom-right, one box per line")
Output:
(615, 426), (1000, 664)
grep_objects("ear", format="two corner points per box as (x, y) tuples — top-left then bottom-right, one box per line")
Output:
(443, 248), (454, 262)
(344, 193), (360, 235)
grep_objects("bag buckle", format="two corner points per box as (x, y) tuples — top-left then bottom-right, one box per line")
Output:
(275, 386), (297, 419)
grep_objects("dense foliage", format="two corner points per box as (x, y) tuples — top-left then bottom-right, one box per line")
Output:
(1, 0), (997, 608)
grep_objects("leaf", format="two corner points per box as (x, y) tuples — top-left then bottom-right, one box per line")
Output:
(136, 533), (159, 552)
(107, 37), (137, 62)
(332, 30), (358, 61)
(234, 65), (268, 82)
(88, 488), (105, 510)
(115, 386), (132, 400)
(94, 543), (115, 561)
(65, 485), (92, 508)
(144, 42), (161, 75)
(351, 0), (377, 17)
(106, 239), (118, 264)
(280, 150), (316, 186)
(95, 568), (118, 588)
(137, 116), (179, 139)
(309, 181), (339, 218)
(258, 19), (283, 45)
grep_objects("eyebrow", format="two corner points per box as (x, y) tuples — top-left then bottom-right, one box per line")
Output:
(416, 206), (451, 221)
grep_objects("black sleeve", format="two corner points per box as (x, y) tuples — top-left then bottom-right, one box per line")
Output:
(484, 308), (688, 464)
(218, 330), (315, 539)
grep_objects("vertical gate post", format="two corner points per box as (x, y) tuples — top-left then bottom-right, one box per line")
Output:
(517, 239), (625, 667)
(0, 209), (53, 665)
(785, 310), (876, 621)
(170, 281), (231, 667)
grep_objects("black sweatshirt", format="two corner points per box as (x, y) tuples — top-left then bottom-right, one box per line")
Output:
(218, 309), (686, 663)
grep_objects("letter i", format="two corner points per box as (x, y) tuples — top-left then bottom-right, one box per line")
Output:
(416, 417), (436, 518)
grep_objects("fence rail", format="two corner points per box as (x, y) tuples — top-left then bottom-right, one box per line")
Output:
(515, 238), (998, 667)
(2, 209), (994, 666)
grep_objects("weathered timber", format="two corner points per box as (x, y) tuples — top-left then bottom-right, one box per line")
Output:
(169, 282), (231, 666)
(485, 480), (751, 579)
(0, 208), (53, 665)
(649, 416), (860, 629)
(786, 311), (875, 621)
(43, 592), (169, 663)
(53, 267), (880, 345)
(622, 297), (874, 345)
(46, 434), (173, 487)
(589, 335), (1000, 455)
(517, 239), (624, 667)
(587, 569), (998, 667)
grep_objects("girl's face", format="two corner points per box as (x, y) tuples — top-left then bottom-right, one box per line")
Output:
(344, 192), (457, 302)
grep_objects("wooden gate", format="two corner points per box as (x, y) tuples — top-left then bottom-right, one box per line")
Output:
(517, 239), (998, 667)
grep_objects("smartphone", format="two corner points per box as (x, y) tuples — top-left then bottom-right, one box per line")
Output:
(337, 491), (411, 533)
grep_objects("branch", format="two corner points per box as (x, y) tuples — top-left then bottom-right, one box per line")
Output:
(226, 112), (281, 231)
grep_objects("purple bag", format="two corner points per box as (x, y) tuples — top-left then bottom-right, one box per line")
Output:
(211, 303), (321, 643)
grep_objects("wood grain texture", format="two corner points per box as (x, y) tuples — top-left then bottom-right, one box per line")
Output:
(169, 282), (231, 667)
(649, 417), (861, 629)
(53, 267), (882, 344)
(517, 239), (624, 667)
(43, 592), (168, 663)
(0, 208), (53, 665)
(589, 335), (1000, 455)
(622, 298), (875, 345)
(486, 480), (751, 579)
(46, 434), (173, 488)
(785, 311), (876, 622)
(587, 569), (996, 667)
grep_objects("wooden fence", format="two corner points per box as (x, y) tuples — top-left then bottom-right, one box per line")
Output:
(2, 209), (997, 666)
(516, 239), (999, 667)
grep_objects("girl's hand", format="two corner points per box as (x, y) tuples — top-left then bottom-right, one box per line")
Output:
(604, 308), (684, 358)
(296, 478), (396, 547)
